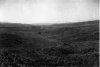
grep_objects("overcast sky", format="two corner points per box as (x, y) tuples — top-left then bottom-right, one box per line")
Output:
(0, 0), (99, 24)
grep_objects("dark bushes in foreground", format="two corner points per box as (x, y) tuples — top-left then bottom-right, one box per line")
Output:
(0, 47), (98, 67)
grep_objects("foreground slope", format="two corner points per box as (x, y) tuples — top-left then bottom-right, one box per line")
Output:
(0, 20), (99, 67)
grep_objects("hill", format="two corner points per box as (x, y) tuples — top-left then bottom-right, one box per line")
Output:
(0, 20), (99, 67)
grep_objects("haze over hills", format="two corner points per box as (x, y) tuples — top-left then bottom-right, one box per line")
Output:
(0, 20), (99, 67)
(0, 0), (98, 24)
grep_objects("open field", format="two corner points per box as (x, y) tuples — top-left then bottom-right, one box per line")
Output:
(0, 20), (99, 67)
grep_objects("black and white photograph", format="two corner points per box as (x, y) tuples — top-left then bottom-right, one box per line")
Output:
(0, 0), (99, 67)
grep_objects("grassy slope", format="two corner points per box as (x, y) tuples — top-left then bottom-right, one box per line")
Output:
(0, 20), (99, 67)
(0, 23), (57, 50)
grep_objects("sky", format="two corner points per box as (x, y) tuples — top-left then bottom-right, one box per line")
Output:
(0, 0), (99, 25)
